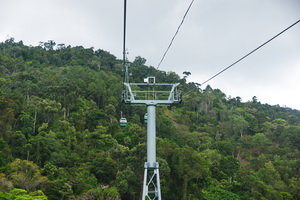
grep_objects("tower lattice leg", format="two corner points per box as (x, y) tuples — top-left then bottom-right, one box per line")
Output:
(142, 162), (162, 200)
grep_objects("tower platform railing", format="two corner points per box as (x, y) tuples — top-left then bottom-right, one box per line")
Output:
(123, 79), (181, 105)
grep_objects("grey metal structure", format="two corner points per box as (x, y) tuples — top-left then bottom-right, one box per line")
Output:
(123, 77), (181, 200)
(121, 1), (182, 199)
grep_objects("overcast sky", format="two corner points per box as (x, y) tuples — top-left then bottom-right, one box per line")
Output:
(1, 0), (300, 110)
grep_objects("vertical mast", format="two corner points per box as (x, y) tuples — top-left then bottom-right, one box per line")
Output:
(123, 0), (129, 83)
(146, 104), (156, 168)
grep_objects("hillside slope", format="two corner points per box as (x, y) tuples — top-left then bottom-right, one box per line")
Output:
(0, 38), (299, 200)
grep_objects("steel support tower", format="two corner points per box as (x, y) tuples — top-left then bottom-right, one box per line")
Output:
(121, 2), (181, 199)
(123, 77), (181, 200)
(142, 104), (160, 200)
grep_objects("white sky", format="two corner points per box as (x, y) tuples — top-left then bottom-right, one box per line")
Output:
(1, 0), (300, 110)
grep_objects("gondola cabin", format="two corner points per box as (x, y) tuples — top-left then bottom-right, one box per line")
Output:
(119, 117), (127, 127)
(144, 113), (147, 124)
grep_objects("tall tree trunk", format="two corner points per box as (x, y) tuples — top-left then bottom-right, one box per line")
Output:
(27, 150), (30, 161)
(33, 109), (37, 134)
(182, 176), (189, 200)
(63, 108), (66, 119)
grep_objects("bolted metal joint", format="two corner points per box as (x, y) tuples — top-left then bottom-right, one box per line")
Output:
(144, 162), (159, 169)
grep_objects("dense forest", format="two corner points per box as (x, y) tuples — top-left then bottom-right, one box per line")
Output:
(0, 38), (299, 200)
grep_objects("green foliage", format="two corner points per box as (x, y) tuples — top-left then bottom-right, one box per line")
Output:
(9, 159), (48, 192)
(0, 39), (299, 199)
(0, 173), (13, 192)
(113, 166), (139, 199)
(203, 186), (240, 200)
(0, 188), (47, 200)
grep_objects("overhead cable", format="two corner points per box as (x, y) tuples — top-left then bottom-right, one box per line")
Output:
(157, 0), (195, 70)
(184, 19), (300, 96)
(122, 0), (127, 88)
(123, 0), (127, 67)
(200, 19), (300, 86)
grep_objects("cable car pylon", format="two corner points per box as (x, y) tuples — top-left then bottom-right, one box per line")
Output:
(121, 1), (182, 199)
(123, 77), (181, 200)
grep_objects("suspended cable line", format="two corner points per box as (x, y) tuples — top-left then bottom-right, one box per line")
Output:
(156, 0), (195, 70)
(123, 0), (127, 67)
(184, 19), (300, 96)
(122, 0), (129, 84)
(120, 0), (128, 123)
(200, 19), (300, 86)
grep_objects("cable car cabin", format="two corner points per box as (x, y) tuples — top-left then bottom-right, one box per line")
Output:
(119, 117), (127, 127)
(144, 113), (147, 124)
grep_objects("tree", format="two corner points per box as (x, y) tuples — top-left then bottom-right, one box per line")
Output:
(0, 137), (12, 169)
(203, 186), (240, 200)
(231, 114), (249, 138)
(114, 167), (139, 200)
(182, 71), (191, 79)
(79, 187), (121, 200)
(29, 131), (62, 166)
(9, 159), (48, 192)
(0, 96), (15, 139)
(289, 177), (300, 199)
(165, 71), (180, 83)
(43, 40), (56, 50)
(8, 131), (27, 159)
(59, 183), (73, 200)
(91, 155), (117, 184)
(172, 148), (211, 199)
(105, 104), (116, 124)
(252, 96), (258, 103)
(258, 161), (281, 185)
(215, 156), (240, 181)
(133, 56), (146, 66)
(0, 173), (13, 192)
(251, 133), (271, 155)
(0, 188), (48, 200)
